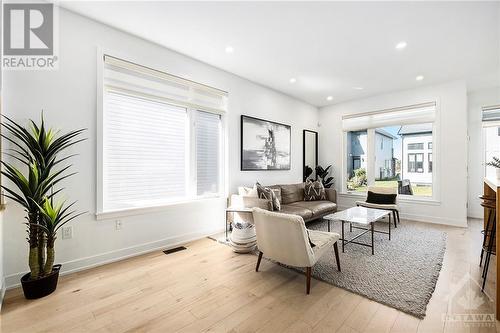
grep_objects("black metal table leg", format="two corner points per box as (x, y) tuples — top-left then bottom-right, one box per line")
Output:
(327, 219), (330, 232)
(341, 220), (345, 252)
(388, 213), (391, 240)
(371, 222), (374, 255)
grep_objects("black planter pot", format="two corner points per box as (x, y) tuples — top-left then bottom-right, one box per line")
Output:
(20, 264), (62, 299)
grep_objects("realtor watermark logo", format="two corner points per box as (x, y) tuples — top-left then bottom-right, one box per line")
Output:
(2, 1), (58, 70)
(442, 273), (495, 328)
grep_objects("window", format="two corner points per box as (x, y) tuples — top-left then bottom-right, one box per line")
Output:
(482, 105), (500, 179)
(346, 130), (368, 192)
(103, 91), (188, 211)
(195, 111), (221, 196)
(408, 153), (424, 173)
(342, 102), (435, 198)
(408, 143), (424, 150)
(99, 55), (227, 214)
(428, 142), (432, 149)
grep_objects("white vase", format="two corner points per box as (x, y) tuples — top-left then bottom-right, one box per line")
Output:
(496, 168), (500, 180)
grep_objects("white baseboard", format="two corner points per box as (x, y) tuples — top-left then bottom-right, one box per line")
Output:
(337, 205), (467, 228)
(5, 227), (223, 290)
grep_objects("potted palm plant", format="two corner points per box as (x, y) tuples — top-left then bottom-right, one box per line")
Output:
(1, 114), (85, 299)
(486, 157), (500, 180)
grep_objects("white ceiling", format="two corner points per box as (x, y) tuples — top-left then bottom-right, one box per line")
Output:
(61, 1), (499, 107)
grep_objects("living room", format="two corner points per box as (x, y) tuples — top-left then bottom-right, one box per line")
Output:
(0, 1), (499, 332)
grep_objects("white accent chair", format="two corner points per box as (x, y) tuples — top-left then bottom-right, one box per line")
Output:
(252, 207), (341, 294)
(356, 186), (400, 228)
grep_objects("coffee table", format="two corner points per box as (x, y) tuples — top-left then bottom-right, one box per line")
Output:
(324, 207), (391, 255)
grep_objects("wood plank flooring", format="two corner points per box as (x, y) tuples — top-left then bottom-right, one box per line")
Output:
(1, 219), (498, 332)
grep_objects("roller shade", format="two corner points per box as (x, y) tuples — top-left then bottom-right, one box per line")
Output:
(195, 110), (221, 196)
(342, 102), (436, 131)
(482, 105), (500, 127)
(103, 90), (187, 211)
(104, 55), (228, 113)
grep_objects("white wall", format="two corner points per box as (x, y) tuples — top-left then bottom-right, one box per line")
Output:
(467, 87), (500, 218)
(319, 80), (468, 227)
(2, 9), (318, 288)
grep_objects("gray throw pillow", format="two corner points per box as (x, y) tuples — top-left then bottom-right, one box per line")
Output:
(256, 182), (281, 211)
(304, 180), (327, 201)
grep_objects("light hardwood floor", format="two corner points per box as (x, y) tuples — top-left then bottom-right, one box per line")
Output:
(1, 219), (498, 332)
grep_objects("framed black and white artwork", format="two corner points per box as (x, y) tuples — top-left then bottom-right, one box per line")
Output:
(241, 115), (291, 171)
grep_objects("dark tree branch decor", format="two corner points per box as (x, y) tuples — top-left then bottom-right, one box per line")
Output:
(1, 114), (85, 299)
(486, 157), (500, 168)
(315, 165), (334, 188)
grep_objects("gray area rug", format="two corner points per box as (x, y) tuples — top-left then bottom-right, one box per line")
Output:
(214, 218), (446, 319)
(302, 219), (446, 319)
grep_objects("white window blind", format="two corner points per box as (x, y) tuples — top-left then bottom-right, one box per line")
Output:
(195, 111), (221, 196)
(482, 105), (500, 127)
(104, 55), (228, 113)
(342, 102), (436, 131)
(103, 90), (187, 211)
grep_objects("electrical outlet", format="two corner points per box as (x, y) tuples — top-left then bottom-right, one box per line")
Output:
(115, 220), (122, 230)
(62, 226), (73, 239)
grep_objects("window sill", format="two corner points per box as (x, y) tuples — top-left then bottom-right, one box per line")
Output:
(339, 192), (441, 206)
(96, 195), (223, 220)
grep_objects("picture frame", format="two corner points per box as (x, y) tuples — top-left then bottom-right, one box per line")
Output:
(240, 115), (291, 171)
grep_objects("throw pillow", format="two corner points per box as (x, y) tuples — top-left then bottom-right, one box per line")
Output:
(256, 182), (281, 211)
(366, 191), (397, 205)
(238, 185), (258, 198)
(304, 180), (327, 201)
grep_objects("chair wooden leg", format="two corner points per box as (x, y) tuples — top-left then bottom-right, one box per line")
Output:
(396, 210), (400, 224)
(256, 251), (263, 272)
(392, 211), (397, 228)
(334, 242), (341, 271)
(306, 267), (312, 294)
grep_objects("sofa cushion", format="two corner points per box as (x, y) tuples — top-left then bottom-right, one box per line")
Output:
(304, 180), (327, 201)
(256, 183), (281, 211)
(366, 191), (397, 205)
(288, 201), (337, 217)
(279, 204), (313, 220)
(238, 185), (258, 197)
(280, 183), (305, 204)
(268, 185), (282, 203)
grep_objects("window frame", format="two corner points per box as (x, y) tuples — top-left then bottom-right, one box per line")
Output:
(96, 49), (227, 219)
(408, 142), (424, 150)
(341, 112), (439, 202)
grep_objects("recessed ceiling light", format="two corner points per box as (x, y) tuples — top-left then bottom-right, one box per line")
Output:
(353, 86), (364, 90)
(289, 78), (297, 84)
(395, 41), (407, 50)
(225, 46), (234, 53)
(416, 75), (424, 81)
(326, 96), (333, 101)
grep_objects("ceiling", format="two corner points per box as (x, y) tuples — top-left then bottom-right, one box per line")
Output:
(61, 1), (500, 107)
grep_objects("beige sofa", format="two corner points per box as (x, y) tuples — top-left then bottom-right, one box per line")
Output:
(229, 182), (337, 224)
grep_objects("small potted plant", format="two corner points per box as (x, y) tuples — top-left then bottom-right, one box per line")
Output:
(1, 114), (85, 299)
(486, 157), (500, 180)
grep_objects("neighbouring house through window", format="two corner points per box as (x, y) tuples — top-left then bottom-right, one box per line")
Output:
(342, 102), (435, 197)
